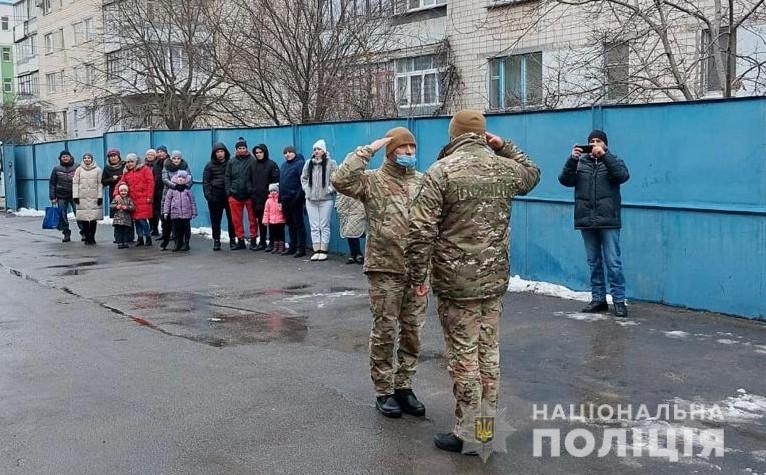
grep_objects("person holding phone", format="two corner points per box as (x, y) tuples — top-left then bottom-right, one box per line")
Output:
(559, 129), (630, 317)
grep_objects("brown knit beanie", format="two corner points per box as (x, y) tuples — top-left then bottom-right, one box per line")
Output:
(448, 109), (486, 139)
(384, 127), (416, 157)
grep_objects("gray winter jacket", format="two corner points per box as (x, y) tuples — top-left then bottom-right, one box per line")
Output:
(301, 156), (337, 201)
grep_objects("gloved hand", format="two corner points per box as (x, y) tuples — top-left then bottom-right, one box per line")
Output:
(97, 198), (103, 206)
(73, 198), (80, 204)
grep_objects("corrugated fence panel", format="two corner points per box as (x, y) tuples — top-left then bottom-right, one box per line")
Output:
(65, 137), (105, 163)
(3, 98), (765, 318)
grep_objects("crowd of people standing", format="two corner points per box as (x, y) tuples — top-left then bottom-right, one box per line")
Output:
(49, 137), (365, 259)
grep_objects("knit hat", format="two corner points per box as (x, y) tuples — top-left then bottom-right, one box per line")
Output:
(384, 127), (416, 157)
(448, 109), (486, 139)
(171, 150), (182, 158)
(269, 183), (279, 193)
(235, 138), (247, 149)
(145, 148), (156, 156)
(125, 153), (139, 162)
(156, 145), (168, 154)
(312, 139), (327, 153)
(588, 129), (608, 145)
(107, 148), (120, 157)
(118, 183), (129, 192)
(59, 150), (72, 159)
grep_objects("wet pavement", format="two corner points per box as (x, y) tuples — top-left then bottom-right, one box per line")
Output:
(1, 214), (766, 475)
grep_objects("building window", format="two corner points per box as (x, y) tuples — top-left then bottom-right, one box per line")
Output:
(47, 111), (61, 131)
(85, 63), (95, 85)
(42, 0), (51, 15)
(702, 27), (737, 93)
(44, 33), (54, 54)
(3, 78), (12, 93)
(46, 72), (56, 93)
(85, 107), (96, 129)
(605, 43), (629, 101)
(395, 54), (446, 107)
(488, 52), (543, 110)
(407, 0), (446, 10)
(106, 51), (121, 80)
(2, 48), (10, 62)
(30, 34), (37, 55)
(61, 111), (68, 133)
(73, 22), (83, 45)
(84, 18), (94, 42)
(18, 72), (40, 96)
(1, 16), (8, 31)
(168, 46), (187, 72)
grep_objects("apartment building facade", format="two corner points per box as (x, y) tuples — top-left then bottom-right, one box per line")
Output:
(0, 0), (14, 102)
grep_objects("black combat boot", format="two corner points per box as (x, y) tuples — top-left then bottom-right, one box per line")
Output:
(375, 395), (402, 418)
(433, 433), (478, 455)
(213, 239), (221, 251)
(234, 238), (247, 250)
(614, 302), (628, 317)
(394, 389), (425, 416)
(62, 230), (71, 243)
(582, 301), (608, 313)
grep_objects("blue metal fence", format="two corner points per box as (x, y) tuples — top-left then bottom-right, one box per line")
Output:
(4, 98), (765, 319)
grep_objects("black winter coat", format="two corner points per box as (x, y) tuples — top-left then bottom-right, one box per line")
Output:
(279, 154), (306, 205)
(50, 161), (79, 200)
(250, 144), (280, 210)
(225, 154), (256, 200)
(204, 143), (230, 203)
(558, 152), (630, 229)
(102, 159), (126, 199)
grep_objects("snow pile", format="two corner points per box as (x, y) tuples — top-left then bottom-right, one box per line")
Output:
(12, 208), (46, 217)
(553, 311), (609, 322)
(508, 275), (614, 303)
(191, 226), (231, 243)
(663, 330), (690, 339)
(672, 389), (766, 424)
(99, 216), (113, 225)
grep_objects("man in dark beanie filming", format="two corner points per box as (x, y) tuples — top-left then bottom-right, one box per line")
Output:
(405, 110), (540, 455)
(332, 127), (428, 419)
(559, 129), (630, 317)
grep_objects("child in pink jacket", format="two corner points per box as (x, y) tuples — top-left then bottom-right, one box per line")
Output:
(262, 183), (286, 253)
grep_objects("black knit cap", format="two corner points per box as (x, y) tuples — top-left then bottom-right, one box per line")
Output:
(588, 129), (608, 145)
(235, 137), (247, 149)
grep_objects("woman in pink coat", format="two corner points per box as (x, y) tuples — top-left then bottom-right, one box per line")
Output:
(116, 153), (155, 246)
(262, 183), (286, 253)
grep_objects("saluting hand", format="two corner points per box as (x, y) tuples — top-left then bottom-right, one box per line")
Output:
(368, 137), (393, 153)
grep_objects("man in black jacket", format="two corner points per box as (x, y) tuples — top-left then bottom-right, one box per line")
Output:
(204, 143), (236, 251)
(49, 150), (83, 242)
(225, 139), (258, 250)
(559, 130), (630, 317)
(278, 146), (307, 258)
(250, 144), (280, 251)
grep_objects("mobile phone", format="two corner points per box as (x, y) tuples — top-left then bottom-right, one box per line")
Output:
(575, 144), (593, 154)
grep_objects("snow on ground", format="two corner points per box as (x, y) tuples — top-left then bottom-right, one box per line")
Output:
(13, 208), (47, 217)
(663, 330), (690, 339)
(507, 275), (618, 304)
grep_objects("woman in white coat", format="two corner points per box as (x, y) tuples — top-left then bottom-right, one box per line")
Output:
(73, 153), (104, 245)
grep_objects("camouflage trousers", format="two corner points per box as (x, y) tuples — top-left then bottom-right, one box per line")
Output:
(437, 295), (503, 442)
(367, 272), (428, 396)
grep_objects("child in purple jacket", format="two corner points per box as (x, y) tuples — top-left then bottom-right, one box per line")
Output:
(162, 170), (197, 252)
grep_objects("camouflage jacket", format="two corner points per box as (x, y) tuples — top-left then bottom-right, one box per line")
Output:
(331, 147), (423, 275)
(405, 133), (541, 300)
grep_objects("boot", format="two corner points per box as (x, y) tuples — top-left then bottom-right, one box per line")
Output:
(229, 239), (238, 250)
(213, 239), (221, 251)
(582, 301), (608, 313)
(394, 389), (425, 416)
(293, 248), (306, 258)
(264, 240), (274, 252)
(234, 238), (247, 250)
(276, 241), (285, 254)
(310, 245), (321, 261)
(282, 243), (296, 255)
(614, 302), (628, 317)
(433, 433), (477, 455)
(315, 243), (328, 261)
(145, 236), (152, 247)
(135, 236), (145, 247)
(160, 239), (169, 251)
(249, 238), (259, 251)
(172, 241), (183, 252)
(375, 395), (402, 418)
(182, 240), (190, 252)
(62, 230), (71, 243)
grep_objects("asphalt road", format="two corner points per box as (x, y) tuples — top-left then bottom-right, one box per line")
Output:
(1, 214), (765, 474)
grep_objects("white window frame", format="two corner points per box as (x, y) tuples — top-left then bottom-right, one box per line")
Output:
(73, 21), (84, 45)
(83, 18), (94, 42)
(46, 72), (57, 93)
(1, 16), (8, 31)
(85, 107), (96, 129)
(395, 54), (446, 108)
(44, 33), (54, 54)
(84, 63), (95, 85)
(1, 47), (10, 62)
(406, 0), (446, 12)
(3, 78), (12, 93)
(488, 51), (543, 111)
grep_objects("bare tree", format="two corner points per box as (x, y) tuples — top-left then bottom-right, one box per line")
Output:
(215, 0), (407, 125)
(0, 99), (49, 144)
(84, 0), (244, 130)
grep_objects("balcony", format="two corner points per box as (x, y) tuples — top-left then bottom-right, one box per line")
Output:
(13, 18), (37, 43)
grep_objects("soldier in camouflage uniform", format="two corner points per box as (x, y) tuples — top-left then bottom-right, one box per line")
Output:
(332, 127), (428, 419)
(405, 110), (541, 453)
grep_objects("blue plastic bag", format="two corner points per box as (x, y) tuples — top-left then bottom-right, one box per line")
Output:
(42, 206), (61, 230)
